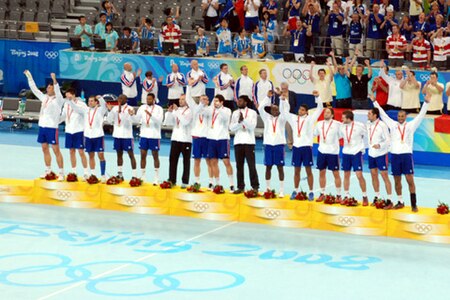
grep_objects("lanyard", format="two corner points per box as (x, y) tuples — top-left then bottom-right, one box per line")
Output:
(67, 105), (73, 122)
(88, 107), (98, 129)
(145, 105), (155, 125)
(272, 116), (278, 134)
(322, 120), (333, 142)
(211, 108), (220, 128)
(297, 116), (305, 137)
(397, 123), (407, 143)
(242, 108), (249, 129)
(118, 104), (127, 126)
(345, 122), (355, 144)
(176, 107), (189, 126)
(369, 120), (380, 144)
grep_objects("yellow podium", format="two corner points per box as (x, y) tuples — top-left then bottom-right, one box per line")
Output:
(169, 188), (240, 221)
(311, 204), (387, 236)
(388, 208), (450, 244)
(33, 179), (102, 208)
(101, 184), (170, 214)
(239, 198), (312, 228)
(0, 178), (34, 203)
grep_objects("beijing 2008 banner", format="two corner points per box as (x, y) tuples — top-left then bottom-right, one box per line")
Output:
(59, 49), (315, 94)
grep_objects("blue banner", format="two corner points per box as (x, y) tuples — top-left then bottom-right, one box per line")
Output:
(0, 39), (69, 95)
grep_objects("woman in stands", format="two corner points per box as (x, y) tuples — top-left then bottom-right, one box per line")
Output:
(103, 22), (119, 51)
(101, 0), (119, 23)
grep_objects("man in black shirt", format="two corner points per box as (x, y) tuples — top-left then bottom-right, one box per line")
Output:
(345, 54), (373, 109)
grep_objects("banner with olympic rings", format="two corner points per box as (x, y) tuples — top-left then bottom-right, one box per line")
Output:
(59, 49), (316, 94)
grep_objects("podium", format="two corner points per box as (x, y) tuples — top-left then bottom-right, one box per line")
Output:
(0, 178), (34, 203)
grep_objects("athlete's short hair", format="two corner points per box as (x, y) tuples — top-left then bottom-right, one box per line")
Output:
(343, 110), (354, 121)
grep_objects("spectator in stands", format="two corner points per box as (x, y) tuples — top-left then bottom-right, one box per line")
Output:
(162, 16), (182, 53)
(302, 2), (321, 55)
(122, 27), (139, 52)
(429, 14), (446, 38)
(348, 13), (364, 57)
(422, 71), (444, 115)
(379, 0), (393, 15)
(101, 0), (118, 23)
(216, 18), (233, 56)
(284, 19), (306, 60)
(413, 13), (430, 37)
(330, 51), (352, 108)
(409, 0), (423, 25)
(244, 0), (261, 31)
(187, 60), (209, 104)
(285, 0), (301, 29)
(400, 68), (421, 113)
(365, 4), (384, 59)
(260, 11), (276, 53)
(386, 24), (407, 67)
(378, 60), (403, 110)
(94, 13), (107, 38)
(310, 60), (334, 107)
(195, 26), (210, 56)
(263, 0), (278, 26)
(325, 2), (345, 56)
(74, 16), (92, 48)
(411, 30), (431, 69)
(430, 27), (450, 70)
(253, 69), (274, 106)
(234, 0), (246, 29)
(120, 63), (141, 106)
(234, 65), (254, 102)
(371, 67), (389, 110)
(400, 15), (413, 42)
(380, 10), (398, 37)
(346, 52), (373, 109)
(103, 22), (119, 51)
(233, 28), (251, 58)
(261, 24), (275, 56)
(202, 0), (220, 31)
(163, 7), (180, 23)
(427, 2), (441, 25)
(165, 63), (186, 106)
(139, 18), (154, 40)
(251, 25), (267, 58)
(348, 0), (367, 17)
(213, 63), (235, 110)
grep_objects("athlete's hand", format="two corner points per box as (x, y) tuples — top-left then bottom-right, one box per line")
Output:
(24, 70), (32, 79)
(369, 93), (376, 102)
(372, 144), (381, 149)
(312, 90), (319, 97)
(128, 108), (135, 116)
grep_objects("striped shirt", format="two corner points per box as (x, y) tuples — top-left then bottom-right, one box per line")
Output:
(386, 34), (407, 59)
(412, 39), (431, 64)
(432, 37), (450, 61)
(162, 24), (181, 49)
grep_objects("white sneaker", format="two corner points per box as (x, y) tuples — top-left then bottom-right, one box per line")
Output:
(101, 175), (106, 184)
(57, 174), (65, 182)
(279, 192), (284, 198)
(140, 177), (145, 183)
(153, 179), (159, 186)
(82, 174), (89, 182)
(40, 172), (49, 179)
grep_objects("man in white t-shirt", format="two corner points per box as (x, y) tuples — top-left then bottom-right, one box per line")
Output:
(421, 71), (444, 115)
(379, 60), (403, 109)
(400, 68), (421, 113)
(310, 60), (333, 106)
(120, 63), (141, 106)
(213, 63), (235, 111)
(234, 65), (254, 102)
(244, 0), (261, 31)
(165, 63), (186, 107)
(187, 59), (209, 104)
(201, 0), (219, 31)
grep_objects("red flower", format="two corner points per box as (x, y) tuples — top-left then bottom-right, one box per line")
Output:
(45, 171), (57, 181)
(129, 177), (143, 187)
(187, 183), (202, 193)
(263, 189), (276, 199)
(324, 194), (337, 205)
(346, 197), (359, 207)
(106, 176), (120, 185)
(436, 202), (449, 215)
(244, 189), (259, 198)
(295, 191), (307, 201)
(213, 185), (225, 194)
(159, 181), (172, 189)
(66, 173), (78, 182)
(374, 199), (386, 209)
(86, 175), (99, 185)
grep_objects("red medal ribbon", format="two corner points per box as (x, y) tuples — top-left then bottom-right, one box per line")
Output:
(242, 108), (249, 129)
(176, 107), (189, 126)
(397, 123), (407, 143)
(272, 116), (278, 134)
(88, 107), (98, 128)
(322, 120), (333, 142)
(345, 122), (355, 144)
(146, 104), (155, 125)
(297, 115), (305, 137)
(211, 108), (220, 128)
(118, 104), (128, 126)
(369, 120), (380, 144)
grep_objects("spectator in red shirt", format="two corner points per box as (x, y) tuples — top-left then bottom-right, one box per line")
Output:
(411, 30), (431, 69)
(386, 25), (407, 67)
(372, 68), (389, 109)
(162, 16), (181, 52)
(234, 0), (246, 29)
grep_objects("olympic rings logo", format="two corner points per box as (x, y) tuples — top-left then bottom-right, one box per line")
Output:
(419, 74), (430, 81)
(414, 223), (432, 234)
(193, 201), (209, 213)
(124, 196), (140, 206)
(282, 68), (310, 85)
(338, 216), (355, 227)
(111, 56), (123, 63)
(208, 62), (220, 69)
(0, 253), (245, 296)
(264, 208), (281, 220)
(44, 51), (59, 59)
(56, 190), (72, 201)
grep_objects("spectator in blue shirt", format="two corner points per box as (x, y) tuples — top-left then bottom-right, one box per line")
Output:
(74, 16), (92, 48)
(302, 3), (321, 54)
(365, 4), (384, 59)
(285, 0), (301, 19)
(413, 13), (430, 37)
(380, 10), (398, 38)
(285, 19), (311, 61)
(325, 2), (345, 56)
(139, 18), (154, 40)
(216, 18), (233, 56)
(263, 0), (278, 22)
(260, 11), (276, 53)
(400, 15), (413, 42)
(101, 0), (118, 23)
(233, 28), (251, 58)
(348, 13), (363, 57)
(94, 13), (107, 37)
(330, 51), (352, 108)
(122, 27), (140, 52)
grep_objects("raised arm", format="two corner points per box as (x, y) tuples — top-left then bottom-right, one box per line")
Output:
(310, 92), (324, 123)
(410, 92), (430, 131)
(257, 94), (271, 119)
(370, 94), (396, 128)
(309, 61), (316, 83)
(23, 70), (46, 101)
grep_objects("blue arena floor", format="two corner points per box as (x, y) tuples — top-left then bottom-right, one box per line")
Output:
(0, 122), (450, 299)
